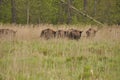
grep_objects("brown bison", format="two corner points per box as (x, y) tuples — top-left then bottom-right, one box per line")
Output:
(40, 28), (56, 39)
(86, 28), (97, 37)
(56, 30), (67, 38)
(0, 29), (4, 34)
(67, 29), (83, 40)
(0, 29), (16, 37)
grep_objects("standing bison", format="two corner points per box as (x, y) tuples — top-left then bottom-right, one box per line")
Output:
(67, 29), (83, 40)
(40, 28), (56, 39)
(86, 28), (97, 37)
(56, 30), (67, 38)
(0, 29), (16, 38)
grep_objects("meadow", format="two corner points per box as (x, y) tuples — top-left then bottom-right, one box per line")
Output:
(0, 24), (120, 80)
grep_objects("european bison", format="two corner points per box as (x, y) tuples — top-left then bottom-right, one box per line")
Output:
(67, 29), (83, 40)
(56, 30), (67, 38)
(86, 28), (97, 37)
(40, 28), (83, 40)
(0, 29), (4, 34)
(40, 28), (56, 39)
(0, 29), (16, 37)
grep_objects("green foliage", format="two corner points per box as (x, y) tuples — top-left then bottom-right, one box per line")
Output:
(0, 0), (120, 24)
(0, 39), (120, 80)
(0, 0), (11, 23)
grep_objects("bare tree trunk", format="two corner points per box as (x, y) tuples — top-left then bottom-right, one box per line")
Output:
(0, 0), (2, 4)
(11, 0), (16, 23)
(83, 0), (87, 22)
(106, 1), (111, 23)
(83, 0), (87, 12)
(94, 0), (97, 16)
(0, 0), (2, 20)
(57, 2), (62, 24)
(25, 0), (31, 24)
(67, 0), (72, 24)
(0, 0), (2, 12)
(26, 1), (30, 24)
(58, 2), (64, 24)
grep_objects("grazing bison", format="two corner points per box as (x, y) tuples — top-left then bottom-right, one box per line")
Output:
(56, 30), (67, 38)
(0, 29), (16, 37)
(67, 29), (83, 40)
(40, 28), (56, 39)
(86, 28), (97, 37)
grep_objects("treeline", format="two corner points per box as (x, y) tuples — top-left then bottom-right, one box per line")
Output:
(0, 0), (120, 25)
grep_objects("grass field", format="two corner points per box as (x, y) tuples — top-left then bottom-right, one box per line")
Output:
(0, 24), (120, 80)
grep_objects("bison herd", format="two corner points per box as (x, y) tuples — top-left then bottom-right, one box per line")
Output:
(0, 28), (97, 40)
(40, 28), (83, 40)
(40, 28), (97, 40)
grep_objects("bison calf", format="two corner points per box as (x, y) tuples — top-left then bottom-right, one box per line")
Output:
(86, 28), (97, 37)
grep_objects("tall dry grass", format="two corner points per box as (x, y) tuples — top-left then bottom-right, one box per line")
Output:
(0, 24), (120, 41)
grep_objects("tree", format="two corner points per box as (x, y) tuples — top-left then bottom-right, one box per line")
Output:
(0, 0), (119, 25)
(83, 0), (87, 12)
(11, 0), (16, 23)
(0, 0), (2, 4)
(93, 0), (97, 16)
(66, 0), (72, 24)
(26, 0), (30, 24)
(0, 0), (2, 18)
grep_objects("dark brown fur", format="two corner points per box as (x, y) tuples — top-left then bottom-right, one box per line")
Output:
(67, 29), (83, 40)
(56, 30), (67, 38)
(40, 28), (56, 39)
(0, 29), (16, 37)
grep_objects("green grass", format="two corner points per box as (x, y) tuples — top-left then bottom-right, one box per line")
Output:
(0, 39), (120, 80)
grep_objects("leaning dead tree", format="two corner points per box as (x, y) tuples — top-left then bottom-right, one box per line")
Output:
(60, 0), (104, 26)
